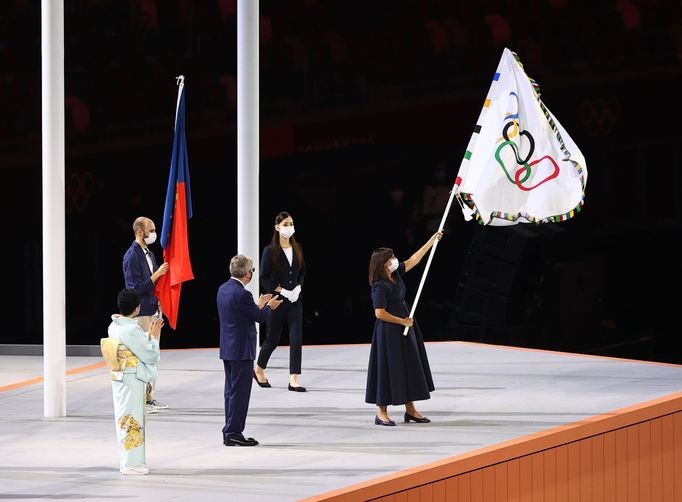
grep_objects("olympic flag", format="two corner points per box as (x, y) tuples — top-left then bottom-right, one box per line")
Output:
(402, 49), (587, 333)
(455, 48), (587, 225)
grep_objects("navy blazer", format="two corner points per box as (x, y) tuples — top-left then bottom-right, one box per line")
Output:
(218, 278), (272, 361)
(260, 245), (306, 300)
(122, 241), (159, 316)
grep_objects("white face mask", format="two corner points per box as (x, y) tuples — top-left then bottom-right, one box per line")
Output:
(278, 226), (295, 239)
(387, 258), (399, 273)
(144, 231), (157, 245)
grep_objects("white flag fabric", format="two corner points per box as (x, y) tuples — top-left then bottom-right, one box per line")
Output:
(456, 48), (587, 226)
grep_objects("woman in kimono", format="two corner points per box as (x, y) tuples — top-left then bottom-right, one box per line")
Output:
(365, 231), (442, 426)
(103, 288), (162, 475)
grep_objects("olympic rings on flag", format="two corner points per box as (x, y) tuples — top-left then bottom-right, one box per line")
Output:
(495, 91), (559, 192)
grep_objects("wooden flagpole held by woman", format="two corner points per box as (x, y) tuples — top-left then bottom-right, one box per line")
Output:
(403, 177), (461, 336)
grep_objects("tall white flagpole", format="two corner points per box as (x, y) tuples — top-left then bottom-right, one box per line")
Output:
(41, 0), (67, 416)
(402, 177), (461, 336)
(237, 0), (260, 345)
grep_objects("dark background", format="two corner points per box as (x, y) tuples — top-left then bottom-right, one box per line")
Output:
(1, 0), (681, 363)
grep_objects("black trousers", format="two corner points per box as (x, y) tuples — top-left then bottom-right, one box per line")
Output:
(257, 300), (303, 374)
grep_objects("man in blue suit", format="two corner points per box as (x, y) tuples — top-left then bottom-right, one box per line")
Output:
(218, 254), (282, 446)
(122, 216), (169, 413)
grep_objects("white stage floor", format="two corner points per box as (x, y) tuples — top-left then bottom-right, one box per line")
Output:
(1, 342), (681, 501)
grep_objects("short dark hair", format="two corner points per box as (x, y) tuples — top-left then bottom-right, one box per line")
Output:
(117, 288), (140, 316)
(368, 247), (394, 285)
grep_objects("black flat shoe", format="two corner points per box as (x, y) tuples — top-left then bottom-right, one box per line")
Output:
(224, 435), (259, 446)
(253, 370), (271, 388)
(288, 383), (306, 392)
(375, 415), (396, 426)
(404, 412), (431, 423)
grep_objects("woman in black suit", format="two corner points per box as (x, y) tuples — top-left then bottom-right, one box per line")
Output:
(254, 211), (307, 392)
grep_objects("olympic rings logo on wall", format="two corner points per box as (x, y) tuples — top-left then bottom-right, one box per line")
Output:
(495, 91), (559, 192)
(579, 96), (620, 137)
(66, 171), (94, 213)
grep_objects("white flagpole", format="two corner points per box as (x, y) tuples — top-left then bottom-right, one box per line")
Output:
(42, 0), (66, 417)
(237, 0), (260, 345)
(402, 177), (461, 336)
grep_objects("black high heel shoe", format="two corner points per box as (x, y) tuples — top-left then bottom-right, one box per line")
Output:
(253, 370), (271, 388)
(374, 415), (396, 426)
(404, 412), (431, 423)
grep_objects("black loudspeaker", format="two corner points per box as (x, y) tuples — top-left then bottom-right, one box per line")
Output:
(455, 283), (513, 325)
(455, 283), (533, 326)
(470, 225), (540, 265)
(533, 223), (569, 259)
(461, 251), (523, 296)
(454, 224), (544, 330)
(462, 225), (542, 296)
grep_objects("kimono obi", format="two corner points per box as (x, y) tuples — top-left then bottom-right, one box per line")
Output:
(101, 337), (139, 381)
(110, 345), (139, 380)
(117, 346), (140, 368)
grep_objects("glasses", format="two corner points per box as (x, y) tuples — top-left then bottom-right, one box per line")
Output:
(250, 268), (256, 273)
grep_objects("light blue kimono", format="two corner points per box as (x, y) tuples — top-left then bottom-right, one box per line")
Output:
(107, 316), (160, 470)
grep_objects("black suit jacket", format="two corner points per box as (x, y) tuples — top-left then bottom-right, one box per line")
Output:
(259, 244), (306, 301)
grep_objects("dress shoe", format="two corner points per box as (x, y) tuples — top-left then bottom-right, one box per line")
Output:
(224, 435), (259, 446)
(120, 465), (149, 475)
(253, 370), (271, 388)
(374, 415), (396, 426)
(404, 412), (431, 423)
(288, 383), (306, 392)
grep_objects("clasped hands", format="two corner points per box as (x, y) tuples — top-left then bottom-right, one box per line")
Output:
(278, 284), (302, 303)
(149, 317), (164, 340)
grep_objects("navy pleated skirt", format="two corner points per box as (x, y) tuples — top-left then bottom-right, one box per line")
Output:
(365, 318), (435, 406)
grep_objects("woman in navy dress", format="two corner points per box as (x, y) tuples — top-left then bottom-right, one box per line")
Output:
(366, 231), (442, 426)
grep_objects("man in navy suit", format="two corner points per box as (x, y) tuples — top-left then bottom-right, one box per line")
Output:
(218, 254), (282, 446)
(122, 216), (169, 412)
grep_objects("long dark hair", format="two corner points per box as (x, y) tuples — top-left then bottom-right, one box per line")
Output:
(270, 211), (304, 270)
(368, 247), (394, 285)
